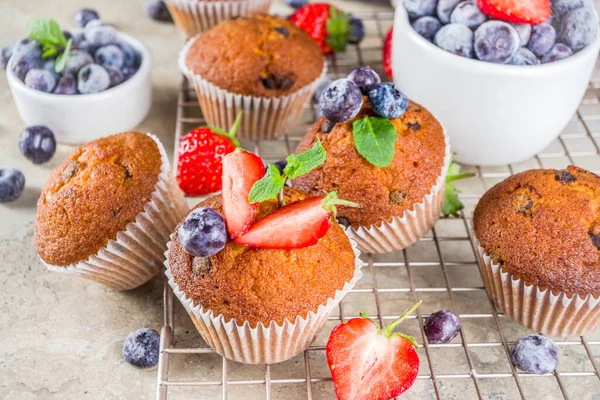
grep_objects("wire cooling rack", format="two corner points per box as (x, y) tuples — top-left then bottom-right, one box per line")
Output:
(157, 11), (600, 400)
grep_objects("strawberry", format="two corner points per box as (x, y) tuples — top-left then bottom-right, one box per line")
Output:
(222, 149), (265, 239)
(477, 0), (551, 24)
(326, 302), (422, 400)
(289, 3), (351, 56)
(235, 191), (359, 249)
(176, 114), (241, 196)
(383, 27), (393, 78)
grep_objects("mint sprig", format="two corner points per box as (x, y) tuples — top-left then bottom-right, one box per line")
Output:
(27, 18), (72, 73)
(352, 116), (396, 168)
(322, 190), (361, 217)
(442, 156), (475, 217)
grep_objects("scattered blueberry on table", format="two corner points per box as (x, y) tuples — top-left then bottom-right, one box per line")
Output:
(143, 0), (173, 23)
(74, 9), (100, 28)
(424, 310), (461, 344)
(122, 328), (161, 369)
(19, 126), (56, 164)
(0, 167), (26, 203)
(510, 335), (559, 374)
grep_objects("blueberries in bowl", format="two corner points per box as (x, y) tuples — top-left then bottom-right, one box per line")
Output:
(74, 9), (100, 28)
(474, 21), (520, 64)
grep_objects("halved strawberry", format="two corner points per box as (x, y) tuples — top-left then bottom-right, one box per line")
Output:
(326, 302), (422, 400)
(222, 150), (265, 239)
(477, 0), (551, 24)
(234, 191), (359, 249)
(383, 27), (393, 78)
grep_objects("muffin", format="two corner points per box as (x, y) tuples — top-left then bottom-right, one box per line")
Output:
(473, 166), (600, 337)
(179, 14), (326, 140)
(292, 99), (449, 254)
(167, 0), (272, 38)
(166, 187), (363, 364)
(35, 132), (188, 291)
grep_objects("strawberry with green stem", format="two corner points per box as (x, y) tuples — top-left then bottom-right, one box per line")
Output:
(443, 155), (476, 217)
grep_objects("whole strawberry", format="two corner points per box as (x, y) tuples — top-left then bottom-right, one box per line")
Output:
(177, 114), (241, 196)
(289, 3), (351, 55)
(383, 26), (393, 78)
(326, 302), (421, 400)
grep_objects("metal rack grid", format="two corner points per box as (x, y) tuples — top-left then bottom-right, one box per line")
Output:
(157, 11), (600, 400)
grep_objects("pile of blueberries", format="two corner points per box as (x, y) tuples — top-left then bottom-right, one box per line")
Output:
(0, 9), (142, 95)
(405, 0), (599, 65)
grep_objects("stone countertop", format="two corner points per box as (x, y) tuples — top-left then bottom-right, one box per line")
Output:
(0, 1), (391, 399)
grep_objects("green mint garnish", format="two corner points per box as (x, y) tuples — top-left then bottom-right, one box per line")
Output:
(326, 7), (350, 53)
(321, 190), (361, 217)
(248, 164), (286, 204)
(352, 116), (396, 168)
(442, 155), (475, 217)
(26, 18), (71, 73)
(55, 38), (72, 73)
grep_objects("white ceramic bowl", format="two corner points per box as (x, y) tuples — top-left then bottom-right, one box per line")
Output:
(6, 33), (152, 144)
(392, 6), (600, 166)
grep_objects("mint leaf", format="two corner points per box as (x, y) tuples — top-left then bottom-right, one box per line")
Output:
(54, 38), (72, 73)
(352, 117), (396, 168)
(27, 19), (67, 47)
(442, 159), (475, 217)
(248, 164), (286, 204)
(284, 139), (326, 179)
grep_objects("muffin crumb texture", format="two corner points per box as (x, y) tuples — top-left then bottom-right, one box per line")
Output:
(35, 132), (162, 266)
(168, 188), (356, 327)
(473, 166), (600, 298)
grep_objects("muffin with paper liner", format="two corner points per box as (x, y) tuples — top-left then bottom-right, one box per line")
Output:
(165, 146), (364, 364)
(35, 131), (188, 291)
(473, 166), (600, 337)
(178, 14), (326, 141)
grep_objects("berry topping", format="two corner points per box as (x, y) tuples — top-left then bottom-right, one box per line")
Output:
(326, 302), (422, 400)
(74, 9), (100, 28)
(94, 44), (125, 70)
(541, 43), (573, 62)
(178, 207), (228, 257)
(143, 0), (174, 23)
(368, 83), (409, 119)
(0, 167), (25, 203)
(438, 0), (462, 24)
(383, 27), (393, 78)
(286, 0), (309, 8)
(510, 335), (559, 374)
(24, 69), (56, 93)
(319, 79), (363, 123)
(77, 64), (110, 94)
(222, 149), (266, 238)
(424, 310), (461, 344)
(412, 16), (443, 42)
(527, 23), (557, 57)
(53, 74), (78, 94)
(19, 126), (56, 164)
(560, 7), (599, 51)
(476, 0), (551, 24)
(451, 0), (489, 29)
(474, 21), (520, 63)
(509, 47), (541, 65)
(289, 3), (351, 55)
(434, 23), (474, 57)
(348, 16), (365, 44)
(510, 22), (532, 46)
(404, 0), (438, 20)
(346, 67), (382, 93)
(122, 328), (160, 369)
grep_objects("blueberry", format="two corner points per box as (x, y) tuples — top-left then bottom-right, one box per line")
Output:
(63, 50), (93, 76)
(437, 0), (461, 24)
(41, 59), (59, 80)
(71, 32), (86, 48)
(348, 17), (365, 44)
(19, 126), (56, 164)
(10, 40), (42, 81)
(542, 43), (573, 63)
(54, 74), (78, 95)
(510, 23), (532, 47)
(75, 9), (100, 28)
(24, 69), (57, 93)
(272, 160), (288, 175)
(121, 66), (139, 81)
(322, 119), (334, 133)
(76, 40), (98, 56)
(424, 310), (461, 344)
(0, 167), (25, 203)
(404, 0), (438, 20)
(77, 64), (110, 94)
(106, 67), (124, 88)
(84, 23), (117, 46)
(62, 31), (73, 42)
(318, 79), (363, 123)
(552, 0), (593, 20)
(510, 335), (558, 374)
(450, 0), (488, 29)
(312, 78), (332, 104)
(509, 47), (541, 65)
(561, 8), (598, 51)
(115, 41), (138, 67)
(1, 43), (14, 70)
(122, 328), (160, 369)
(178, 208), (227, 257)
(434, 23), (474, 58)
(474, 21), (520, 64)
(368, 82), (409, 119)
(347, 67), (381, 93)
(528, 24), (557, 57)
(412, 16), (443, 42)
(94, 44), (125, 70)
(143, 0), (173, 22)
(285, 0), (308, 8)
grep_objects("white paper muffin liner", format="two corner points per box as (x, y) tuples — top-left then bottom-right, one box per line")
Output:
(474, 236), (600, 337)
(178, 36), (327, 141)
(165, 232), (365, 364)
(42, 134), (189, 291)
(167, 0), (272, 38)
(347, 132), (451, 254)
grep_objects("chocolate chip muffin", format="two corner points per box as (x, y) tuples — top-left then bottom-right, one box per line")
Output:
(168, 187), (356, 327)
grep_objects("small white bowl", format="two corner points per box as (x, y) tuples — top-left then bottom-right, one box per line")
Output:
(392, 6), (600, 166)
(6, 33), (152, 144)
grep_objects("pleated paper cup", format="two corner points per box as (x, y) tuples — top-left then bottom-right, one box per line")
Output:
(178, 37), (327, 141)
(165, 234), (365, 364)
(474, 237), (600, 337)
(348, 132), (451, 254)
(43, 134), (189, 291)
(167, 0), (272, 38)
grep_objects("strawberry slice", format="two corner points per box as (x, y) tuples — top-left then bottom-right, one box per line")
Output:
(326, 302), (422, 400)
(234, 191), (359, 249)
(222, 149), (265, 239)
(477, 0), (551, 24)
(383, 27), (393, 79)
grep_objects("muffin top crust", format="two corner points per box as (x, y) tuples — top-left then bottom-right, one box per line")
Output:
(473, 166), (600, 297)
(185, 14), (324, 98)
(35, 132), (162, 266)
